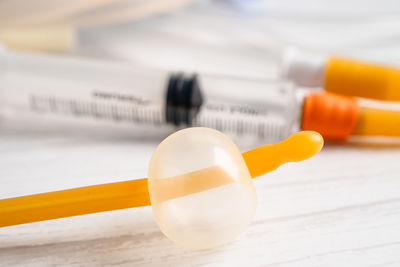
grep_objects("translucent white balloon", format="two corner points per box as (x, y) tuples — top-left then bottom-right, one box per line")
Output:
(148, 127), (257, 250)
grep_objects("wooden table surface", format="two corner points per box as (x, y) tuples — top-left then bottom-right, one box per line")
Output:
(1, 1), (400, 266)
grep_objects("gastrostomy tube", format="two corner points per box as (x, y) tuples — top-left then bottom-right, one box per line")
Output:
(0, 128), (324, 249)
(281, 47), (400, 101)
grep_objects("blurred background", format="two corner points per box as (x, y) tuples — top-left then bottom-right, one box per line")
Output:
(2, 0), (400, 72)
(2, 1), (400, 266)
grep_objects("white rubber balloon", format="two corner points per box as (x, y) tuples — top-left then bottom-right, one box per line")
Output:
(148, 127), (257, 249)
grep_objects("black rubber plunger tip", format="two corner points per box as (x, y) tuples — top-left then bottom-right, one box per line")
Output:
(165, 73), (203, 126)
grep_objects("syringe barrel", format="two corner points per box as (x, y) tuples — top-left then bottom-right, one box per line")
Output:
(0, 49), (167, 116)
(0, 49), (300, 144)
(197, 75), (299, 142)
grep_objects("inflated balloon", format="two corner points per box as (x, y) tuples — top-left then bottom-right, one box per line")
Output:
(148, 128), (257, 249)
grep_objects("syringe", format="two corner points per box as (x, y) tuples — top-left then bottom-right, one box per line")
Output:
(0, 48), (298, 144)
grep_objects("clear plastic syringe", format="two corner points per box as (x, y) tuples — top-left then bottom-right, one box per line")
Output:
(0, 47), (299, 144)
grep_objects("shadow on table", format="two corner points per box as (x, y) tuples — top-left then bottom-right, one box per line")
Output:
(0, 215), (227, 266)
(323, 136), (400, 149)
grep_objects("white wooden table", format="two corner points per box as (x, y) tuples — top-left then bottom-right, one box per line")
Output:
(1, 1), (400, 266)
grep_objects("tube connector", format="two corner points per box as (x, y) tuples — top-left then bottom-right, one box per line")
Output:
(301, 91), (360, 140)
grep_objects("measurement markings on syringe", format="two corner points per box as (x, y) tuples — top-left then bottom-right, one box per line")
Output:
(193, 112), (286, 140)
(30, 95), (163, 125)
(29, 95), (288, 140)
(92, 90), (150, 105)
(205, 103), (270, 117)
(198, 103), (286, 139)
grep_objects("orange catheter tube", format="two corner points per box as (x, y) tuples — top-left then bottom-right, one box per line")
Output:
(325, 57), (400, 101)
(0, 131), (323, 228)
